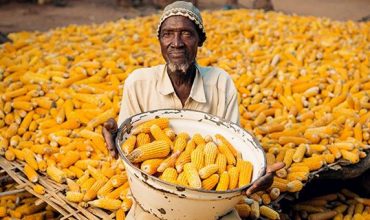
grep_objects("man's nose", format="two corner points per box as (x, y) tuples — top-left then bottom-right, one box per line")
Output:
(171, 32), (184, 47)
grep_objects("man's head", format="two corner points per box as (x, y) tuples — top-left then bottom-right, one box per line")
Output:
(157, 1), (206, 74)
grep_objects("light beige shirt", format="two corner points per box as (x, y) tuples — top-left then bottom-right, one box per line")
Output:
(118, 64), (240, 126)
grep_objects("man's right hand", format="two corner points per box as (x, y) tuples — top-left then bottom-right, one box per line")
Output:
(102, 118), (118, 158)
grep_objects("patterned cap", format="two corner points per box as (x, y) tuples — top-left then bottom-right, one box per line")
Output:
(157, 1), (206, 44)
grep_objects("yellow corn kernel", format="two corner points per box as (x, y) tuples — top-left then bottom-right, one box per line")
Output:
(238, 160), (253, 188)
(175, 150), (191, 173)
(183, 163), (201, 189)
(33, 184), (45, 195)
(121, 197), (133, 212)
(132, 118), (169, 135)
(191, 148), (204, 171)
(160, 167), (178, 184)
(18, 111), (34, 135)
(216, 171), (229, 191)
(121, 135), (136, 155)
(157, 152), (180, 172)
(5, 123), (18, 139)
(24, 164), (38, 183)
(173, 132), (189, 153)
(83, 179), (107, 201)
(136, 133), (150, 147)
(66, 191), (84, 203)
(127, 140), (170, 163)
(46, 166), (65, 183)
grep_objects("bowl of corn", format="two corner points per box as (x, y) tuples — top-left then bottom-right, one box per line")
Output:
(115, 109), (266, 220)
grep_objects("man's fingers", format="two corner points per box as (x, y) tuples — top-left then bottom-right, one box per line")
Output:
(102, 126), (118, 159)
(245, 173), (273, 196)
(266, 162), (285, 173)
(103, 118), (118, 133)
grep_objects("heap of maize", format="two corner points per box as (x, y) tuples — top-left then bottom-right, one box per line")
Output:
(0, 8), (369, 218)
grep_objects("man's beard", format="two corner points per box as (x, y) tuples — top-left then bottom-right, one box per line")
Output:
(167, 62), (191, 74)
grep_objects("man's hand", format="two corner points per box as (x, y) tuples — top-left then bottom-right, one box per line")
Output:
(102, 118), (118, 159)
(245, 162), (285, 196)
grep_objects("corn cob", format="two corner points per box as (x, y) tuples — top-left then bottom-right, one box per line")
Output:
(183, 163), (201, 189)
(141, 159), (164, 175)
(127, 140), (170, 163)
(216, 171), (229, 191)
(132, 118), (169, 135)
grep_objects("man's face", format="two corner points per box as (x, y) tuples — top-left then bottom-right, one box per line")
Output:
(159, 16), (200, 74)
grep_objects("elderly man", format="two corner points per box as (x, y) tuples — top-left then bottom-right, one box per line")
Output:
(103, 1), (284, 219)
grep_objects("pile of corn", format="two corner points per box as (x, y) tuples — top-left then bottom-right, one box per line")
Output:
(0, 8), (369, 218)
(121, 118), (254, 191)
(0, 182), (57, 219)
(286, 188), (370, 220)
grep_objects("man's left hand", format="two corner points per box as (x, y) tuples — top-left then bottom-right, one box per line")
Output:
(245, 162), (285, 196)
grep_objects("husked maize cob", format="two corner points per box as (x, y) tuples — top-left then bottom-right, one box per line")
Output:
(106, 183), (129, 200)
(238, 160), (253, 188)
(24, 164), (38, 183)
(160, 167), (178, 184)
(216, 171), (229, 191)
(136, 133), (150, 147)
(141, 159), (164, 175)
(163, 128), (176, 141)
(192, 133), (206, 146)
(66, 178), (80, 192)
(204, 142), (218, 166)
(177, 172), (188, 186)
(218, 143), (236, 165)
(127, 140), (170, 163)
(59, 151), (80, 168)
(260, 205), (280, 220)
(111, 174), (128, 187)
(287, 180), (303, 192)
(88, 198), (122, 210)
(228, 166), (239, 190)
(183, 163), (201, 189)
(83, 179), (107, 201)
(132, 118), (169, 135)
(173, 132), (189, 153)
(23, 148), (38, 171)
(191, 148), (204, 171)
(199, 164), (219, 179)
(46, 166), (65, 183)
(121, 136), (136, 155)
(293, 144), (307, 163)
(157, 152), (180, 172)
(116, 208), (126, 220)
(32, 184), (45, 195)
(215, 134), (238, 156)
(216, 153), (227, 174)
(235, 204), (251, 218)
(202, 174), (219, 190)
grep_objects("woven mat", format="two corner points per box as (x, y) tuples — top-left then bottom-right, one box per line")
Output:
(0, 157), (116, 220)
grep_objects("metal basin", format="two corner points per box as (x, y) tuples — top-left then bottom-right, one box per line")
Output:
(115, 109), (266, 220)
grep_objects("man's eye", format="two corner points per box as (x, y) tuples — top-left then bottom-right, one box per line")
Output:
(182, 31), (191, 36)
(162, 32), (171, 37)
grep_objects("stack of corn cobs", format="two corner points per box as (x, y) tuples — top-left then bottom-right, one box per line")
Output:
(0, 8), (369, 219)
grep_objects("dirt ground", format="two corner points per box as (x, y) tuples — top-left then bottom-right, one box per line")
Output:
(0, 0), (370, 33)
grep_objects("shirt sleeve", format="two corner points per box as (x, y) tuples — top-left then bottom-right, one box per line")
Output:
(117, 82), (142, 126)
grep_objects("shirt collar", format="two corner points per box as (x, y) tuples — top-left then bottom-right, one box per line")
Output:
(158, 64), (207, 103)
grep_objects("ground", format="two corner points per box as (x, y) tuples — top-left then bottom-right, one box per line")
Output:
(0, 0), (369, 33)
